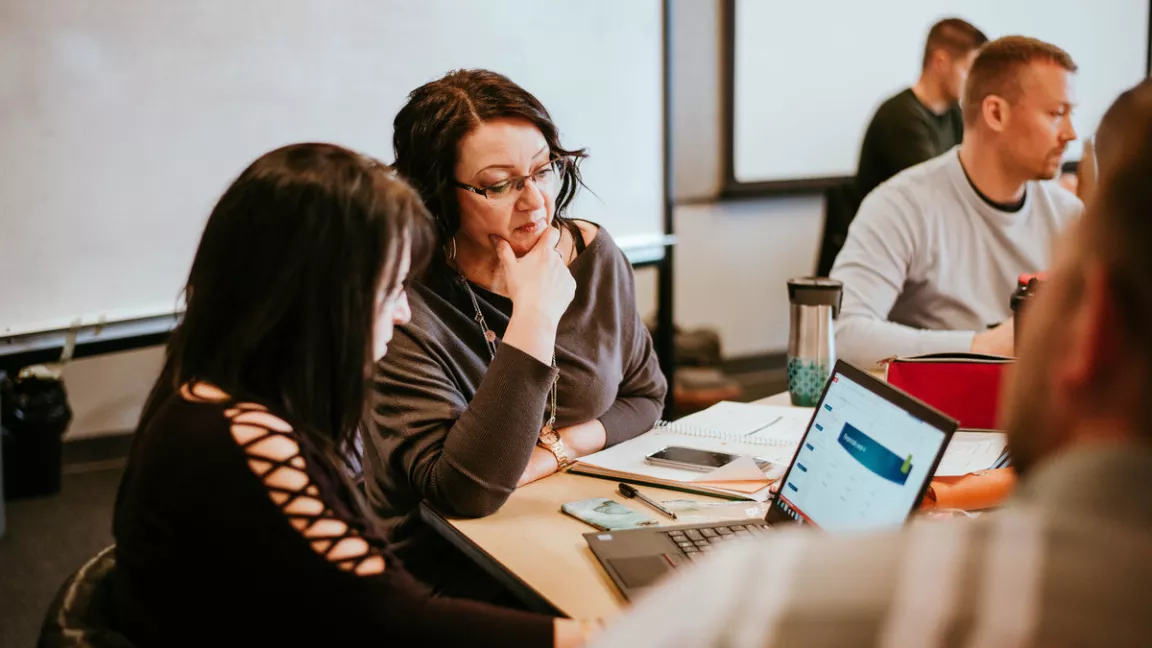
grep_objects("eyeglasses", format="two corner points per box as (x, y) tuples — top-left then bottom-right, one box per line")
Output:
(453, 158), (566, 204)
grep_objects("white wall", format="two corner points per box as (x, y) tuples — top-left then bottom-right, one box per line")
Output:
(733, 0), (1151, 183)
(634, 267), (659, 324)
(670, 0), (725, 200)
(56, 0), (806, 442)
(9, 2), (664, 441)
(0, 0), (665, 338)
(673, 200), (822, 357)
(58, 346), (164, 440)
(631, 198), (825, 359)
(668, 0), (824, 358)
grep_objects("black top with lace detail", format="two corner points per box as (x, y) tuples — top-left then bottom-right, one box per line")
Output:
(111, 383), (552, 647)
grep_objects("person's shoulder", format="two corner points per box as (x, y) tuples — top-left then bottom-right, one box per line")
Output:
(785, 523), (909, 580)
(873, 153), (955, 205)
(567, 219), (606, 252)
(138, 382), (286, 467)
(947, 102), (964, 126)
(866, 87), (940, 134)
(716, 527), (910, 628)
(573, 219), (600, 249)
(872, 88), (925, 123)
(1033, 180), (1084, 223)
(569, 220), (626, 267)
(144, 382), (233, 441)
(174, 383), (392, 577)
(764, 518), (983, 628)
(887, 150), (955, 187)
(404, 280), (440, 320)
(858, 154), (953, 221)
(400, 276), (462, 339)
(376, 276), (472, 372)
(605, 518), (1016, 647)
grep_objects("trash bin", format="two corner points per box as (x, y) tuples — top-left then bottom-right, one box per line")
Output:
(0, 385), (5, 537)
(1, 367), (72, 500)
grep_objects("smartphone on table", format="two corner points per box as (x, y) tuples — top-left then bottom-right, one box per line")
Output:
(644, 445), (772, 473)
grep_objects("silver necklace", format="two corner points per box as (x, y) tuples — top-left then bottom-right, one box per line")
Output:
(459, 274), (559, 435)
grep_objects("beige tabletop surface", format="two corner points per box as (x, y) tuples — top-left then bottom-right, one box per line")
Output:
(425, 391), (796, 619)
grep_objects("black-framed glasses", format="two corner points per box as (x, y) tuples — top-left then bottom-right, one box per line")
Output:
(453, 157), (567, 203)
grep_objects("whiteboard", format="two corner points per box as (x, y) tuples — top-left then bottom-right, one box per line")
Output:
(732, 0), (1149, 184)
(0, 0), (664, 337)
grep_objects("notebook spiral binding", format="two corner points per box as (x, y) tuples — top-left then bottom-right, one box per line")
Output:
(651, 419), (794, 446)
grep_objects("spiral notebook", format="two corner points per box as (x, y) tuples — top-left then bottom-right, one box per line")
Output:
(569, 402), (815, 501)
(652, 401), (814, 446)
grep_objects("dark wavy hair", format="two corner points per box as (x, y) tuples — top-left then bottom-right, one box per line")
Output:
(143, 143), (434, 459)
(392, 68), (588, 271)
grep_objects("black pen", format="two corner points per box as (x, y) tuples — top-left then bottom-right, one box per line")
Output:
(618, 483), (678, 520)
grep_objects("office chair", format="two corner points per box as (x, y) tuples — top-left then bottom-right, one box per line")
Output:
(38, 545), (134, 648)
(815, 180), (861, 277)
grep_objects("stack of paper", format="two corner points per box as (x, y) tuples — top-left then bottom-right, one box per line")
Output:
(933, 431), (1008, 476)
(571, 400), (1007, 500)
(570, 402), (814, 501)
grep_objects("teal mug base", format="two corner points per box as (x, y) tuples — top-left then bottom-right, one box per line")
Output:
(787, 356), (831, 407)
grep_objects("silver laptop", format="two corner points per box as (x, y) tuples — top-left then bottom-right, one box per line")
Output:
(584, 360), (958, 601)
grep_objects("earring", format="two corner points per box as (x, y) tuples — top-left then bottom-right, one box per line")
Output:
(445, 237), (457, 262)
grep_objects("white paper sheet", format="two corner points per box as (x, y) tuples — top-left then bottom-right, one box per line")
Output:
(672, 402), (814, 445)
(693, 455), (767, 482)
(934, 431), (1008, 477)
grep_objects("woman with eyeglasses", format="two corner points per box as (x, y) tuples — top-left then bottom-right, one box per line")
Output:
(363, 69), (667, 598)
(110, 143), (594, 646)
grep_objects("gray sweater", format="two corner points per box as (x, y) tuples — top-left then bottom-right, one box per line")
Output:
(363, 225), (666, 589)
(831, 149), (1081, 366)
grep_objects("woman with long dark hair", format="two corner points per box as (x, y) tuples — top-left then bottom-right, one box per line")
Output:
(364, 70), (667, 596)
(111, 143), (591, 646)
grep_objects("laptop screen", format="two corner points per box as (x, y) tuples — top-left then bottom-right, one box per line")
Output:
(773, 369), (950, 532)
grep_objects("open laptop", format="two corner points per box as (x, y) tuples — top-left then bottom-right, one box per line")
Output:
(584, 359), (958, 601)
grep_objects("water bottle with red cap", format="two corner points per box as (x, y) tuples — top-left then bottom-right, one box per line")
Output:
(1010, 273), (1045, 352)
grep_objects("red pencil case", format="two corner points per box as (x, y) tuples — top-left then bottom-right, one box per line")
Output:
(884, 353), (1014, 430)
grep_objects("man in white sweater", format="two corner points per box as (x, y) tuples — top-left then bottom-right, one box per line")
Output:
(831, 36), (1083, 366)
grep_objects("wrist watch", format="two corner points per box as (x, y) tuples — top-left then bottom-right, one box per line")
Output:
(538, 427), (573, 470)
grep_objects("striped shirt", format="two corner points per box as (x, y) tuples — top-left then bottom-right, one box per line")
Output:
(594, 445), (1152, 647)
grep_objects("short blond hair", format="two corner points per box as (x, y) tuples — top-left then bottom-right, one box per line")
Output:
(962, 36), (1078, 127)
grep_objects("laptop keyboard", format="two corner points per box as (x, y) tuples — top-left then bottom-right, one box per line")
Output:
(663, 523), (772, 561)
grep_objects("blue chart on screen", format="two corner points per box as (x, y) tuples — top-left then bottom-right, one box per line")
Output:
(837, 423), (912, 485)
(776, 371), (947, 532)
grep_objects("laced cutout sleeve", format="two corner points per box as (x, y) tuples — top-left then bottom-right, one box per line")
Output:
(224, 407), (386, 576)
(160, 382), (553, 646)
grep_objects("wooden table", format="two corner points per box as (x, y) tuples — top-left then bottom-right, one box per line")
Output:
(422, 473), (743, 618)
(422, 392), (797, 619)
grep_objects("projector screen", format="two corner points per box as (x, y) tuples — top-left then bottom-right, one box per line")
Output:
(729, 0), (1150, 188)
(0, 0), (664, 338)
